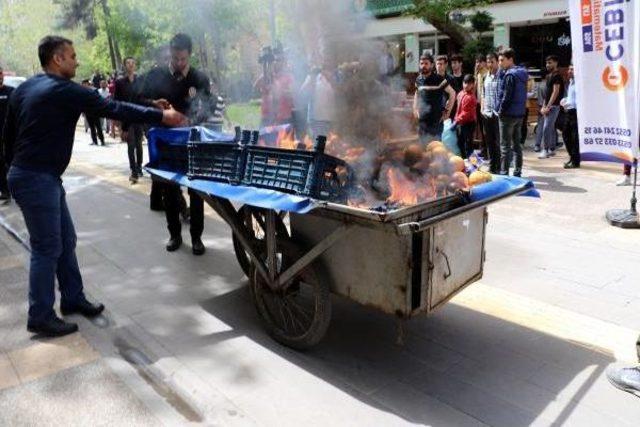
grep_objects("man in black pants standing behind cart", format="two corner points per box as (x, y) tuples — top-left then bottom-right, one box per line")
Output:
(115, 57), (146, 183)
(141, 33), (211, 255)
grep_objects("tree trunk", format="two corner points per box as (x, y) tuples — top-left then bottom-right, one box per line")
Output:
(99, 0), (118, 72)
(105, 29), (117, 72)
(421, 10), (473, 48)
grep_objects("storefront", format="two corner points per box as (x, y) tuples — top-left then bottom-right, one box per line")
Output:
(358, 0), (572, 75)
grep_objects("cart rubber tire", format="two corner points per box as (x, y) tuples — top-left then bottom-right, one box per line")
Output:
(250, 252), (331, 350)
(232, 206), (289, 278)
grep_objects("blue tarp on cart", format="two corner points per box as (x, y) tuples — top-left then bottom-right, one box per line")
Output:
(146, 126), (538, 214)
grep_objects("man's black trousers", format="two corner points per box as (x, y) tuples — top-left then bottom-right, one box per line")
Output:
(163, 183), (204, 240)
(87, 115), (105, 145)
(482, 114), (501, 174)
(562, 109), (580, 166)
(125, 124), (144, 173)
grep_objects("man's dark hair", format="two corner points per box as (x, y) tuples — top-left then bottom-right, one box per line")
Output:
(486, 52), (498, 61)
(81, 79), (90, 84)
(436, 55), (449, 63)
(123, 56), (136, 65)
(546, 54), (559, 63)
(170, 33), (193, 53)
(38, 35), (73, 68)
(420, 54), (434, 64)
(451, 54), (464, 63)
(499, 48), (516, 61)
(463, 74), (476, 84)
(476, 54), (487, 62)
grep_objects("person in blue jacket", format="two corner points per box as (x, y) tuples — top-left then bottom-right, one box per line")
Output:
(496, 48), (529, 177)
(1, 36), (185, 337)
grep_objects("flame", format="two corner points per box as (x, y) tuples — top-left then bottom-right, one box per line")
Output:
(385, 166), (438, 207)
(386, 167), (418, 206)
(275, 128), (297, 150)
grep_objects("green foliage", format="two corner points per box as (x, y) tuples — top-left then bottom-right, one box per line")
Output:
(0, 0), (89, 76)
(461, 37), (494, 63)
(409, 0), (497, 48)
(226, 102), (261, 129)
(470, 10), (493, 33)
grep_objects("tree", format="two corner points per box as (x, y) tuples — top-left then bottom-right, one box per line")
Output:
(409, 0), (496, 51)
(54, 0), (122, 72)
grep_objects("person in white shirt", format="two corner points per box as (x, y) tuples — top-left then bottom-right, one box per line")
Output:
(300, 57), (336, 140)
(97, 79), (111, 133)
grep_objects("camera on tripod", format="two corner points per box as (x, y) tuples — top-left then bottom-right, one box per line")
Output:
(258, 41), (283, 84)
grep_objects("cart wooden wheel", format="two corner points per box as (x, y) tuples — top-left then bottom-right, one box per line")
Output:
(250, 243), (331, 350)
(232, 205), (289, 278)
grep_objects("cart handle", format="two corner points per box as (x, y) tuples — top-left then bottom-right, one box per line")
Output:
(396, 185), (531, 235)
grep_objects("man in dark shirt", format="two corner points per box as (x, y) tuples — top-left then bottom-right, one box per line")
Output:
(0, 66), (14, 200)
(539, 55), (565, 159)
(81, 79), (106, 146)
(1, 36), (185, 337)
(413, 54), (456, 143)
(115, 57), (145, 183)
(450, 54), (465, 94)
(141, 33), (211, 256)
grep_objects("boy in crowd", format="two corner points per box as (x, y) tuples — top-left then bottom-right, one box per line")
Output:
(454, 75), (477, 157)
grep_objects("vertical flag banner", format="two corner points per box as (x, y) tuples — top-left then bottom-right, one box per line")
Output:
(569, 0), (640, 163)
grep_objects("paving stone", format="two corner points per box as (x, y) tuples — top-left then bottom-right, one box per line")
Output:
(0, 353), (20, 391)
(369, 380), (487, 426)
(0, 360), (161, 427)
(401, 365), (542, 427)
(8, 333), (100, 383)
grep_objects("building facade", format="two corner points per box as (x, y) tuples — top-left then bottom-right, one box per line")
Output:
(359, 0), (572, 74)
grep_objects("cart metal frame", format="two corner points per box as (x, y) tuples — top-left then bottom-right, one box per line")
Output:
(181, 183), (530, 350)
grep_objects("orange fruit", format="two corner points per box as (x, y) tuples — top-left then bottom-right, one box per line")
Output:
(449, 156), (465, 173)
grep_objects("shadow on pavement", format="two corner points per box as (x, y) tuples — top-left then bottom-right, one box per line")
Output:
(197, 285), (632, 426)
(526, 175), (588, 194)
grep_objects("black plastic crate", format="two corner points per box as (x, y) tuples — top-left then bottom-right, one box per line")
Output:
(188, 142), (246, 183)
(156, 143), (188, 174)
(242, 138), (353, 202)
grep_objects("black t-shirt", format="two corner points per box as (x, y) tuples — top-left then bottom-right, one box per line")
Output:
(0, 85), (14, 131)
(450, 74), (464, 94)
(415, 73), (449, 118)
(141, 66), (211, 122)
(545, 72), (565, 106)
(114, 75), (145, 130)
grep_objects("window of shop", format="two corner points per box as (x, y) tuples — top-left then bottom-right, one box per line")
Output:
(510, 19), (572, 70)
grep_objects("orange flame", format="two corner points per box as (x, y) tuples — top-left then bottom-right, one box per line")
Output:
(385, 166), (438, 207)
(275, 128), (297, 150)
(386, 167), (418, 206)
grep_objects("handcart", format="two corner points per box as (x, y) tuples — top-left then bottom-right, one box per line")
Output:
(146, 127), (537, 350)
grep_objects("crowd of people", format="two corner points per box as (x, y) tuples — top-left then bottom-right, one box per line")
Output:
(413, 49), (581, 178)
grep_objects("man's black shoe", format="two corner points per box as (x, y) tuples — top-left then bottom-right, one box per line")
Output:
(564, 162), (580, 169)
(166, 235), (183, 252)
(192, 238), (205, 256)
(136, 168), (144, 177)
(0, 192), (10, 201)
(27, 316), (78, 337)
(61, 299), (105, 318)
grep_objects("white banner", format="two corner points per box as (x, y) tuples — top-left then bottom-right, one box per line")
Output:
(569, 0), (640, 163)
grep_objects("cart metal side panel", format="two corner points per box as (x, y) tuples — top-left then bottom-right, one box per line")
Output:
(428, 207), (486, 311)
(290, 214), (412, 315)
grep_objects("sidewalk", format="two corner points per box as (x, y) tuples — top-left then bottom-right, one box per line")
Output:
(1, 130), (639, 426)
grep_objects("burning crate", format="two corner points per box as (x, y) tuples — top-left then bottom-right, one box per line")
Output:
(241, 135), (354, 203)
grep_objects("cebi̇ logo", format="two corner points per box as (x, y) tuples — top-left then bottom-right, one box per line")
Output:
(602, 65), (629, 92)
